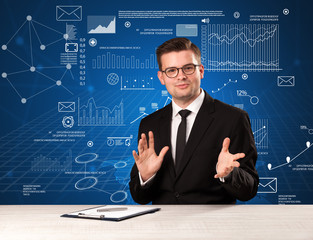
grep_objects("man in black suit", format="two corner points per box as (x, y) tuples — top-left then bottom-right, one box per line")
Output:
(129, 38), (259, 204)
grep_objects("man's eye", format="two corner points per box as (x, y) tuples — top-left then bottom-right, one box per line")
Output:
(166, 69), (176, 73)
(184, 65), (194, 71)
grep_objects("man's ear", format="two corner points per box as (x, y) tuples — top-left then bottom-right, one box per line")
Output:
(199, 64), (204, 79)
(158, 71), (165, 85)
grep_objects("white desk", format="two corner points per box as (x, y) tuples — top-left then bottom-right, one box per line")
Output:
(0, 205), (312, 240)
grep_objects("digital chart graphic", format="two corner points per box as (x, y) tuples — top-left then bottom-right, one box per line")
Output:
(1, 0), (313, 205)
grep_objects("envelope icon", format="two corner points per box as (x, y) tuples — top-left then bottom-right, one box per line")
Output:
(65, 43), (78, 52)
(58, 102), (75, 112)
(56, 6), (82, 21)
(277, 76), (295, 87)
(258, 177), (277, 193)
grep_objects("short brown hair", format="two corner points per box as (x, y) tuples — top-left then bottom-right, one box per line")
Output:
(156, 38), (201, 70)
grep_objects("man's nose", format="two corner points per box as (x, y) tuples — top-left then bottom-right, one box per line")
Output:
(176, 68), (187, 80)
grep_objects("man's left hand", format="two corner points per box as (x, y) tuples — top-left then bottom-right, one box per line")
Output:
(214, 137), (245, 179)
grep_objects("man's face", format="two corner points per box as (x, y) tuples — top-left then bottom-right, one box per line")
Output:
(157, 50), (204, 107)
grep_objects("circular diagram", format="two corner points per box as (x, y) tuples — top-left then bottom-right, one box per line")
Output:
(107, 138), (115, 146)
(283, 8), (289, 15)
(89, 38), (97, 47)
(234, 11), (240, 18)
(110, 190), (128, 203)
(250, 96), (259, 105)
(124, 21), (131, 28)
(62, 116), (74, 128)
(75, 153), (99, 164)
(75, 176), (98, 190)
(107, 73), (119, 85)
(114, 161), (127, 169)
(242, 73), (248, 80)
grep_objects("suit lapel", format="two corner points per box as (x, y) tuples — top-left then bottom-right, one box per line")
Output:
(175, 92), (215, 179)
(158, 103), (176, 180)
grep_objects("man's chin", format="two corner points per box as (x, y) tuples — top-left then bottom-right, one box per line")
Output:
(174, 93), (194, 102)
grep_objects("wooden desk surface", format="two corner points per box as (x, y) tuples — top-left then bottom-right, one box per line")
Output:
(0, 205), (312, 240)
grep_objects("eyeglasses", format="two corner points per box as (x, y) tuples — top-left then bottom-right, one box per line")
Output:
(161, 64), (200, 78)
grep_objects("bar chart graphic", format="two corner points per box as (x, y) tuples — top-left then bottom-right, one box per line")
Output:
(31, 150), (73, 172)
(78, 97), (124, 126)
(92, 52), (158, 70)
(201, 24), (280, 71)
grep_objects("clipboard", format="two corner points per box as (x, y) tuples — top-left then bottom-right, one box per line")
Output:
(61, 206), (160, 221)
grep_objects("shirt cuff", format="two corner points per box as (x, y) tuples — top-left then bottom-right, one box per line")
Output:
(219, 177), (225, 183)
(216, 164), (228, 183)
(139, 172), (156, 186)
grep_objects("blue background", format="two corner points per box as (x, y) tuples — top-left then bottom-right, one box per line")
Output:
(0, 0), (312, 204)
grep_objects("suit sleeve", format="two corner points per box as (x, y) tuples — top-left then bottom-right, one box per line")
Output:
(221, 111), (259, 201)
(129, 119), (159, 204)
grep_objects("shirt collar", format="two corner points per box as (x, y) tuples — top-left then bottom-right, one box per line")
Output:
(172, 89), (205, 118)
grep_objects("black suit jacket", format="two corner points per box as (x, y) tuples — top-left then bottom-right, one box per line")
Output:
(129, 91), (259, 204)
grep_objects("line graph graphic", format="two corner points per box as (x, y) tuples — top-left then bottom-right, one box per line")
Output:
(78, 97), (125, 126)
(268, 141), (313, 170)
(201, 24), (280, 71)
(163, 96), (172, 107)
(130, 94), (171, 125)
(87, 16), (116, 34)
(251, 119), (268, 149)
(130, 112), (148, 125)
(212, 78), (237, 93)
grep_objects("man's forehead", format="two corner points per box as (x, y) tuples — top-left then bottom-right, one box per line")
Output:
(160, 50), (198, 67)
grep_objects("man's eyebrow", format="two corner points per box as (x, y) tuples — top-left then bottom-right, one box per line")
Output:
(164, 63), (194, 69)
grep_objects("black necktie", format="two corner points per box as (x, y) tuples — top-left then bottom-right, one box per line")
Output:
(175, 109), (191, 172)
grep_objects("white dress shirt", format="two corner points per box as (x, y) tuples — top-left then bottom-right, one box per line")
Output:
(138, 89), (225, 185)
(170, 89), (205, 163)
(139, 90), (205, 185)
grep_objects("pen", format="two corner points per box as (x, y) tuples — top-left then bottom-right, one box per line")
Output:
(78, 213), (105, 219)
(97, 207), (128, 212)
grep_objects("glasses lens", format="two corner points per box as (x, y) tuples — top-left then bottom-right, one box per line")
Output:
(165, 68), (178, 78)
(182, 64), (196, 75)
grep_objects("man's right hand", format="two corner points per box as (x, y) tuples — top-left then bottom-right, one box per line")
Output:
(132, 131), (169, 182)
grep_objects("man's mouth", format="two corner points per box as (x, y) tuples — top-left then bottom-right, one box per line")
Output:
(176, 83), (189, 89)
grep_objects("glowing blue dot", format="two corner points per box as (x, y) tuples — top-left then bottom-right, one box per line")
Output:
(15, 36), (24, 46)
(36, 64), (43, 71)
(294, 59), (300, 66)
(88, 85), (95, 93)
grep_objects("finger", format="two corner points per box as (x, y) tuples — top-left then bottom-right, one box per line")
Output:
(132, 150), (139, 162)
(138, 139), (145, 155)
(141, 133), (148, 151)
(232, 153), (245, 161)
(232, 161), (240, 168)
(214, 173), (222, 178)
(214, 169), (230, 179)
(148, 131), (155, 150)
(222, 137), (230, 153)
(158, 146), (169, 159)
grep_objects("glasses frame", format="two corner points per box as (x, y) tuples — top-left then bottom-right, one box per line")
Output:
(161, 63), (200, 78)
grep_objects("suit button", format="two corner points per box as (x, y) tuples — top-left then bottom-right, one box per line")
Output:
(174, 192), (180, 198)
